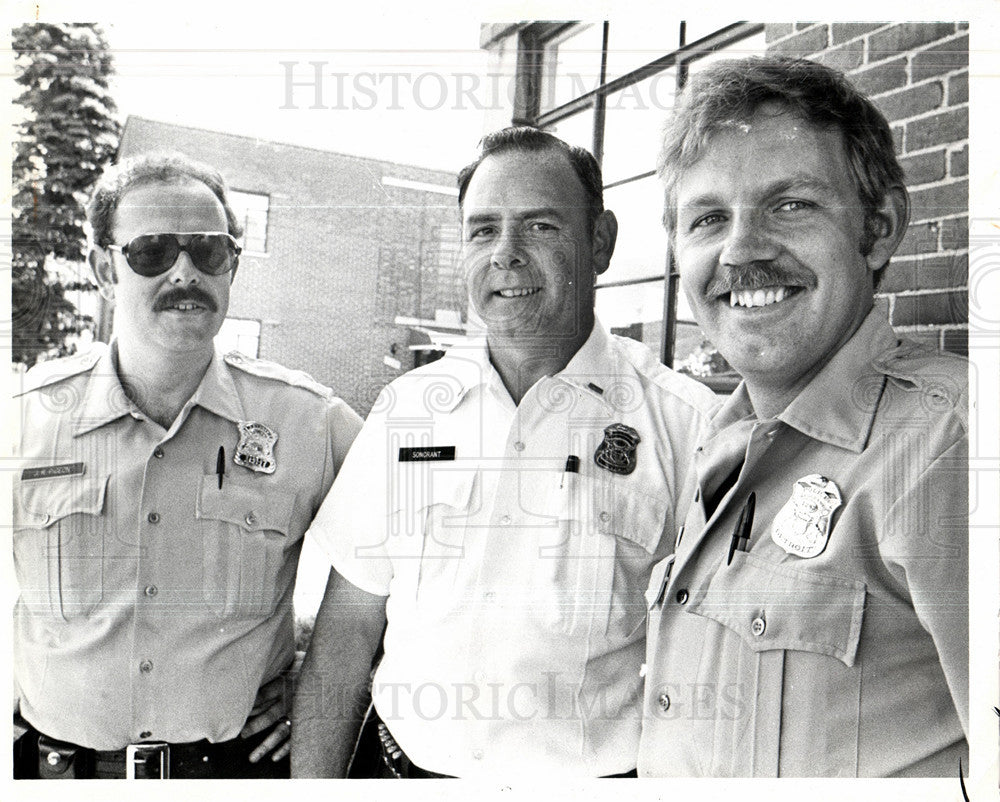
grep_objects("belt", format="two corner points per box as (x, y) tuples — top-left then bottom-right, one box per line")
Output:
(20, 726), (285, 779)
(374, 719), (637, 779)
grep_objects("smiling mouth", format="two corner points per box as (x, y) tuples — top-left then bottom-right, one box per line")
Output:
(728, 286), (803, 308)
(496, 287), (541, 298)
(164, 302), (206, 312)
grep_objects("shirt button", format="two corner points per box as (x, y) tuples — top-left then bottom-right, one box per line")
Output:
(500, 514), (511, 525)
(139, 730), (152, 739)
(144, 585), (158, 597)
(245, 512), (258, 526)
(513, 441), (525, 452)
(473, 671), (486, 684)
(483, 591), (496, 603)
(139, 660), (153, 674)
(675, 589), (689, 605)
(658, 693), (670, 712)
(147, 512), (160, 524)
(153, 447), (164, 459)
(751, 616), (766, 637)
(472, 749), (484, 760)
(599, 511), (610, 523)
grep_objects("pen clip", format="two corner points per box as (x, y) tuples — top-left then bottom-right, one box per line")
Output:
(726, 502), (747, 566)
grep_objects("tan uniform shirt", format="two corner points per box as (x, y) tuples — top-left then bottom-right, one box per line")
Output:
(13, 343), (361, 749)
(638, 309), (968, 777)
(308, 323), (719, 777)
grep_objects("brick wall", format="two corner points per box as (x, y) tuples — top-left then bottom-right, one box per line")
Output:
(117, 117), (461, 415)
(766, 22), (969, 355)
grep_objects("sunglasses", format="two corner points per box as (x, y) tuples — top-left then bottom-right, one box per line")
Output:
(108, 232), (241, 277)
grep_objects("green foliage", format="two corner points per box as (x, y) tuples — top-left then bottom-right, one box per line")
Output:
(12, 23), (121, 366)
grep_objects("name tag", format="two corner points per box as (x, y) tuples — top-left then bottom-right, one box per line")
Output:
(398, 446), (456, 462)
(21, 462), (86, 481)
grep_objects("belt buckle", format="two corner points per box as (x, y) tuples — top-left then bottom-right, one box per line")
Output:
(125, 742), (170, 779)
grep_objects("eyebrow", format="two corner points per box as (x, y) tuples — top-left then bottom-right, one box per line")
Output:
(463, 207), (570, 225)
(680, 175), (841, 208)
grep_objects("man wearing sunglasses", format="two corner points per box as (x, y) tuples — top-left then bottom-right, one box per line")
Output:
(13, 153), (362, 779)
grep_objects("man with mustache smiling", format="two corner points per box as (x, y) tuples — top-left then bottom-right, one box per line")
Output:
(638, 56), (969, 777)
(293, 127), (718, 778)
(13, 153), (361, 779)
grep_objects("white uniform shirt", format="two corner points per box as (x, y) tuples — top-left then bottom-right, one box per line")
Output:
(309, 323), (717, 777)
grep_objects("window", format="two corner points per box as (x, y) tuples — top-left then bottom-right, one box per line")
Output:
(516, 20), (765, 389)
(229, 190), (270, 254)
(216, 318), (261, 358)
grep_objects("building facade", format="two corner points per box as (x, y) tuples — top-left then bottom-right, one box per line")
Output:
(477, 21), (969, 389)
(115, 117), (463, 415)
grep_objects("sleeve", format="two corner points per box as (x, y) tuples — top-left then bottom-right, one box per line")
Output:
(307, 397), (393, 598)
(880, 426), (969, 736)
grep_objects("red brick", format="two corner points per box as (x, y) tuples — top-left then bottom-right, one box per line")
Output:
(948, 72), (968, 105)
(831, 22), (887, 45)
(911, 35), (969, 81)
(909, 179), (968, 223)
(767, 25), (828, 56)
(811, 40), (865, 73)
(868, 22), (957, 61)
(880, 253), (968, 293)
(899, 149), (947, 186)
(939, 216), (968, 251)
(851, 57), (908, 96)
(765, 23), (794, 43)
(949, 146), (968, 178)
(905, 107), (968, 152)
(892, 125), (904, 155)
(892, 290), (967, 326)
(795, 22), (819, 31)
(872, 81), (943, 122)
(896, 221), (940, 257)
(942, 328), (967, 356)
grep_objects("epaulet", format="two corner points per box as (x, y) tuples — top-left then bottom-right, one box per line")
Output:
(223, 351), (334, 400)
(17, 345), (105, 396)
(872, 338), (968, 415)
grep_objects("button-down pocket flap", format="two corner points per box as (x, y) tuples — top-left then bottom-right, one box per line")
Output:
(596, 485), (667, 555)
(16, 474), (109, 526)
(196, 475), (294, 535)
(687, 552), (866, 666)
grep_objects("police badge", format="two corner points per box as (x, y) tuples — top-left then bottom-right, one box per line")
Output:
(234, 421), (277, 474)
(594, 423), (640, 475)
(771, 474), (842, 558)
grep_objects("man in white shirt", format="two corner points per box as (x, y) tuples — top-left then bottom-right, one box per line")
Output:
(292, 127), (717, 778)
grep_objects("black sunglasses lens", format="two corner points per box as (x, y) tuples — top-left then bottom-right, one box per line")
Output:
(188, 235), (235, 275)
(126, 234), (179, 276)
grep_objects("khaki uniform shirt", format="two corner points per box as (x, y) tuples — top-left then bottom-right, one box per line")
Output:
(13, 343), (361, 749)
(308, 323), (719, 777)
(638, 309), (968, 777)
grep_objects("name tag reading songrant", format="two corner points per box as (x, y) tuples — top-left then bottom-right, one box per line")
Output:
(22, 462), (85, 481)
(398, 446), (456, 462)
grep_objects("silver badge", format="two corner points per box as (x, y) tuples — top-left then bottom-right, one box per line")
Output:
(594, 423), (641, 475)
(234, 421), (277, 474)
(771, 474), (842, 558)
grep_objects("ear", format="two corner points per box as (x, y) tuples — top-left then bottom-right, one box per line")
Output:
(89, 247), (117, 302)
(591, 210), (618, 278)
(864, 185), (910, 273)
(230, 256), (239, 284)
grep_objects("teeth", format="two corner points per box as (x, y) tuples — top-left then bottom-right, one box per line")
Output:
(498, 288), (540, 298)
(171, 303), (201, 311)
(728, 286), (794, 309)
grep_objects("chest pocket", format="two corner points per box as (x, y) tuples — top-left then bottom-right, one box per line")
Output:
(533, 473), (667, 639)
(196, 475), (296, 619)
(684, 552), (866, 776)
(14, 474), (110, 621)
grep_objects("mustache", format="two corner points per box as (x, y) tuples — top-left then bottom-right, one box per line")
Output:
(152, 286), (218, 313)
(705, 264), (816, 298)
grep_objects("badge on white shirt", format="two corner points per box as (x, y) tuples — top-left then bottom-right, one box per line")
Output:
(235, 421), (277, 474)
(771, 474), (842, 558)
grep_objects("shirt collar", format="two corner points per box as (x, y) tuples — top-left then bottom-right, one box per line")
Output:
(73, 344), (246, 436)
(714, 307), (894, 452)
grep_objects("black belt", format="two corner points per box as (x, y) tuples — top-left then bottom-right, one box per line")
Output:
(17, 725), (287, 779)
(375, 719), (636, 779)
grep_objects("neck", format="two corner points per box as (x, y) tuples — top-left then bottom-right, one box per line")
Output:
(487, 322), (593, 405)
(114, 338), (213, 429)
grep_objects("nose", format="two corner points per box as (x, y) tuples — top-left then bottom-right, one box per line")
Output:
(490, 229), (526, 271)
(719, 210), (780, 267)
(166, 250), (201, 284)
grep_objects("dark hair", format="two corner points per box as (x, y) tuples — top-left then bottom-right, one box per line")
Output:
(457, 126), (605, 231)
(659, 56), (906, 280)
(87, 152), (244, 248)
